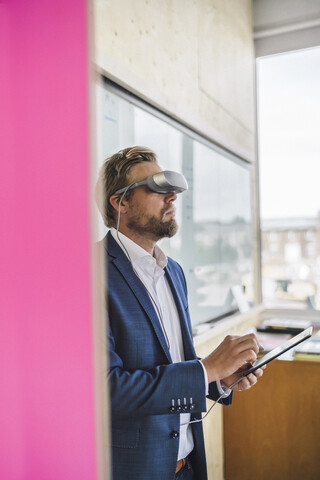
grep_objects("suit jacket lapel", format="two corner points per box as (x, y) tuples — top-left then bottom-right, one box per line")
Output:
(106, 232), (172, 363)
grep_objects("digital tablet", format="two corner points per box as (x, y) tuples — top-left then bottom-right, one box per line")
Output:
(243, 326), (313, 376)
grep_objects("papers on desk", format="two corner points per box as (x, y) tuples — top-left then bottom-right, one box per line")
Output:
(294, 329), (320, 354)
(295, 341), (320, 354)
(257, 318), (312, 335)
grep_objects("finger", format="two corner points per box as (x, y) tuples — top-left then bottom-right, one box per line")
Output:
(250, 334), (262, 354)
(239, 349), (257, 365)
(236, 334), (260, 355)
(253, 367), (265, 379)
(237, 376), (252, 391)
(246, 373), (258, 385)
(226, 334), (260, 355)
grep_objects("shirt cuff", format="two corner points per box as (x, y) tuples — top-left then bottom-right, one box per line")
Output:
(199, 360), (209, 395)
(199, 361), (232, 398)
(216, 380), (232, 398)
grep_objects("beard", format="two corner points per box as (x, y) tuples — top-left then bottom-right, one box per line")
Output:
(127, 206), (178, 240)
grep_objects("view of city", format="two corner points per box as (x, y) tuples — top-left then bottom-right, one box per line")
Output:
(261, 215), (320, 308)
(258, 47), (320, 310)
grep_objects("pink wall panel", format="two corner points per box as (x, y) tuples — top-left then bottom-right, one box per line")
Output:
(0, 1), (97, 479)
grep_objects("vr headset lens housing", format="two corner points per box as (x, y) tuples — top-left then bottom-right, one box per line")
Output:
(114, 170), (188, 195)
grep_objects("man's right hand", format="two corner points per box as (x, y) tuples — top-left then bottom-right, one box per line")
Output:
(202, 333), (262, 383)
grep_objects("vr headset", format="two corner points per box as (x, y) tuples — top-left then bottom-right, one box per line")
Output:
(114, 170), (188, 196)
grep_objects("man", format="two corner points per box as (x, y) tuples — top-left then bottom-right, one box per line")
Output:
(96, 146), (265, 480)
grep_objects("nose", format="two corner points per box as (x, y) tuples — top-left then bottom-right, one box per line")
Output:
(164, 191), (177, 203)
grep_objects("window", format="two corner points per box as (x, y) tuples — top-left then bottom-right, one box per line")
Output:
(95, 78), (254, 324)
(257, 47), (320, 308)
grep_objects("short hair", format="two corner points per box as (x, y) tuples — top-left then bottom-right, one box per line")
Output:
(95, 146), (158, 227)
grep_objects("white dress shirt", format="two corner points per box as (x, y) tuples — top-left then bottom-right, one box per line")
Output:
(110, 228), (231, 460)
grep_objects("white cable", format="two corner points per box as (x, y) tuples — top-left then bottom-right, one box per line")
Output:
(115, 186), (171, 349)
(181, 377), (242, 426)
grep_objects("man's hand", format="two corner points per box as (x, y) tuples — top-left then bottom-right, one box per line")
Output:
(202, 333), (263, 383)
(221, 362), (266, 391)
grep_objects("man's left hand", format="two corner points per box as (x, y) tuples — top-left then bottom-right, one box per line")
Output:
(221, 363), (266, 391)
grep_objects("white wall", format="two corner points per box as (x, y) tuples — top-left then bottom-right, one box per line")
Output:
(94, 0), (256, 161)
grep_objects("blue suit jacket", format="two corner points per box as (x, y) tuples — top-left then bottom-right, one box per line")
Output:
(103, 231), (232, 480)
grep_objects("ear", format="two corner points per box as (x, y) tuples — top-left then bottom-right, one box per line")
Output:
(109, 194), (128, 214)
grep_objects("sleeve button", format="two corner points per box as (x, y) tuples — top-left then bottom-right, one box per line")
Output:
(170, 430), (179, 439)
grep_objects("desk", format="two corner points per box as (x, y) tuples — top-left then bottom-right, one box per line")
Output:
(223, 358), (320, 480)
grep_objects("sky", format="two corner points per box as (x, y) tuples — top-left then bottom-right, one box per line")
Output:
(257, 46), (320, 219)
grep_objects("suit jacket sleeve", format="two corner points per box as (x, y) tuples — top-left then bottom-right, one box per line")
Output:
(108, 326), (208, 420)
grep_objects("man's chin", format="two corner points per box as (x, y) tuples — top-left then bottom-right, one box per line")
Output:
(148, 220), (178, 240)
(160, 219), (178, 238)
(127, 216), (178, 239)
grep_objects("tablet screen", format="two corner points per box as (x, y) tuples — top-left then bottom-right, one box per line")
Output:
(243, 326), (313, 376)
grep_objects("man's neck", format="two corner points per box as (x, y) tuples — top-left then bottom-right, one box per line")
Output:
(116, 227), (157, 256)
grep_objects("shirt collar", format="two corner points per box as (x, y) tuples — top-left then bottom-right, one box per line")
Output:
(110, 227), (168, 270)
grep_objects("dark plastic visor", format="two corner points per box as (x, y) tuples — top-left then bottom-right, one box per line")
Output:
(114, 170), (188, 195)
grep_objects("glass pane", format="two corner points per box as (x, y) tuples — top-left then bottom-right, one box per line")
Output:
(257, 47), (320, 309)
(95, 81), (254, 324)
(219, 158), (253, 312)
(192, 142), (222, 323)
